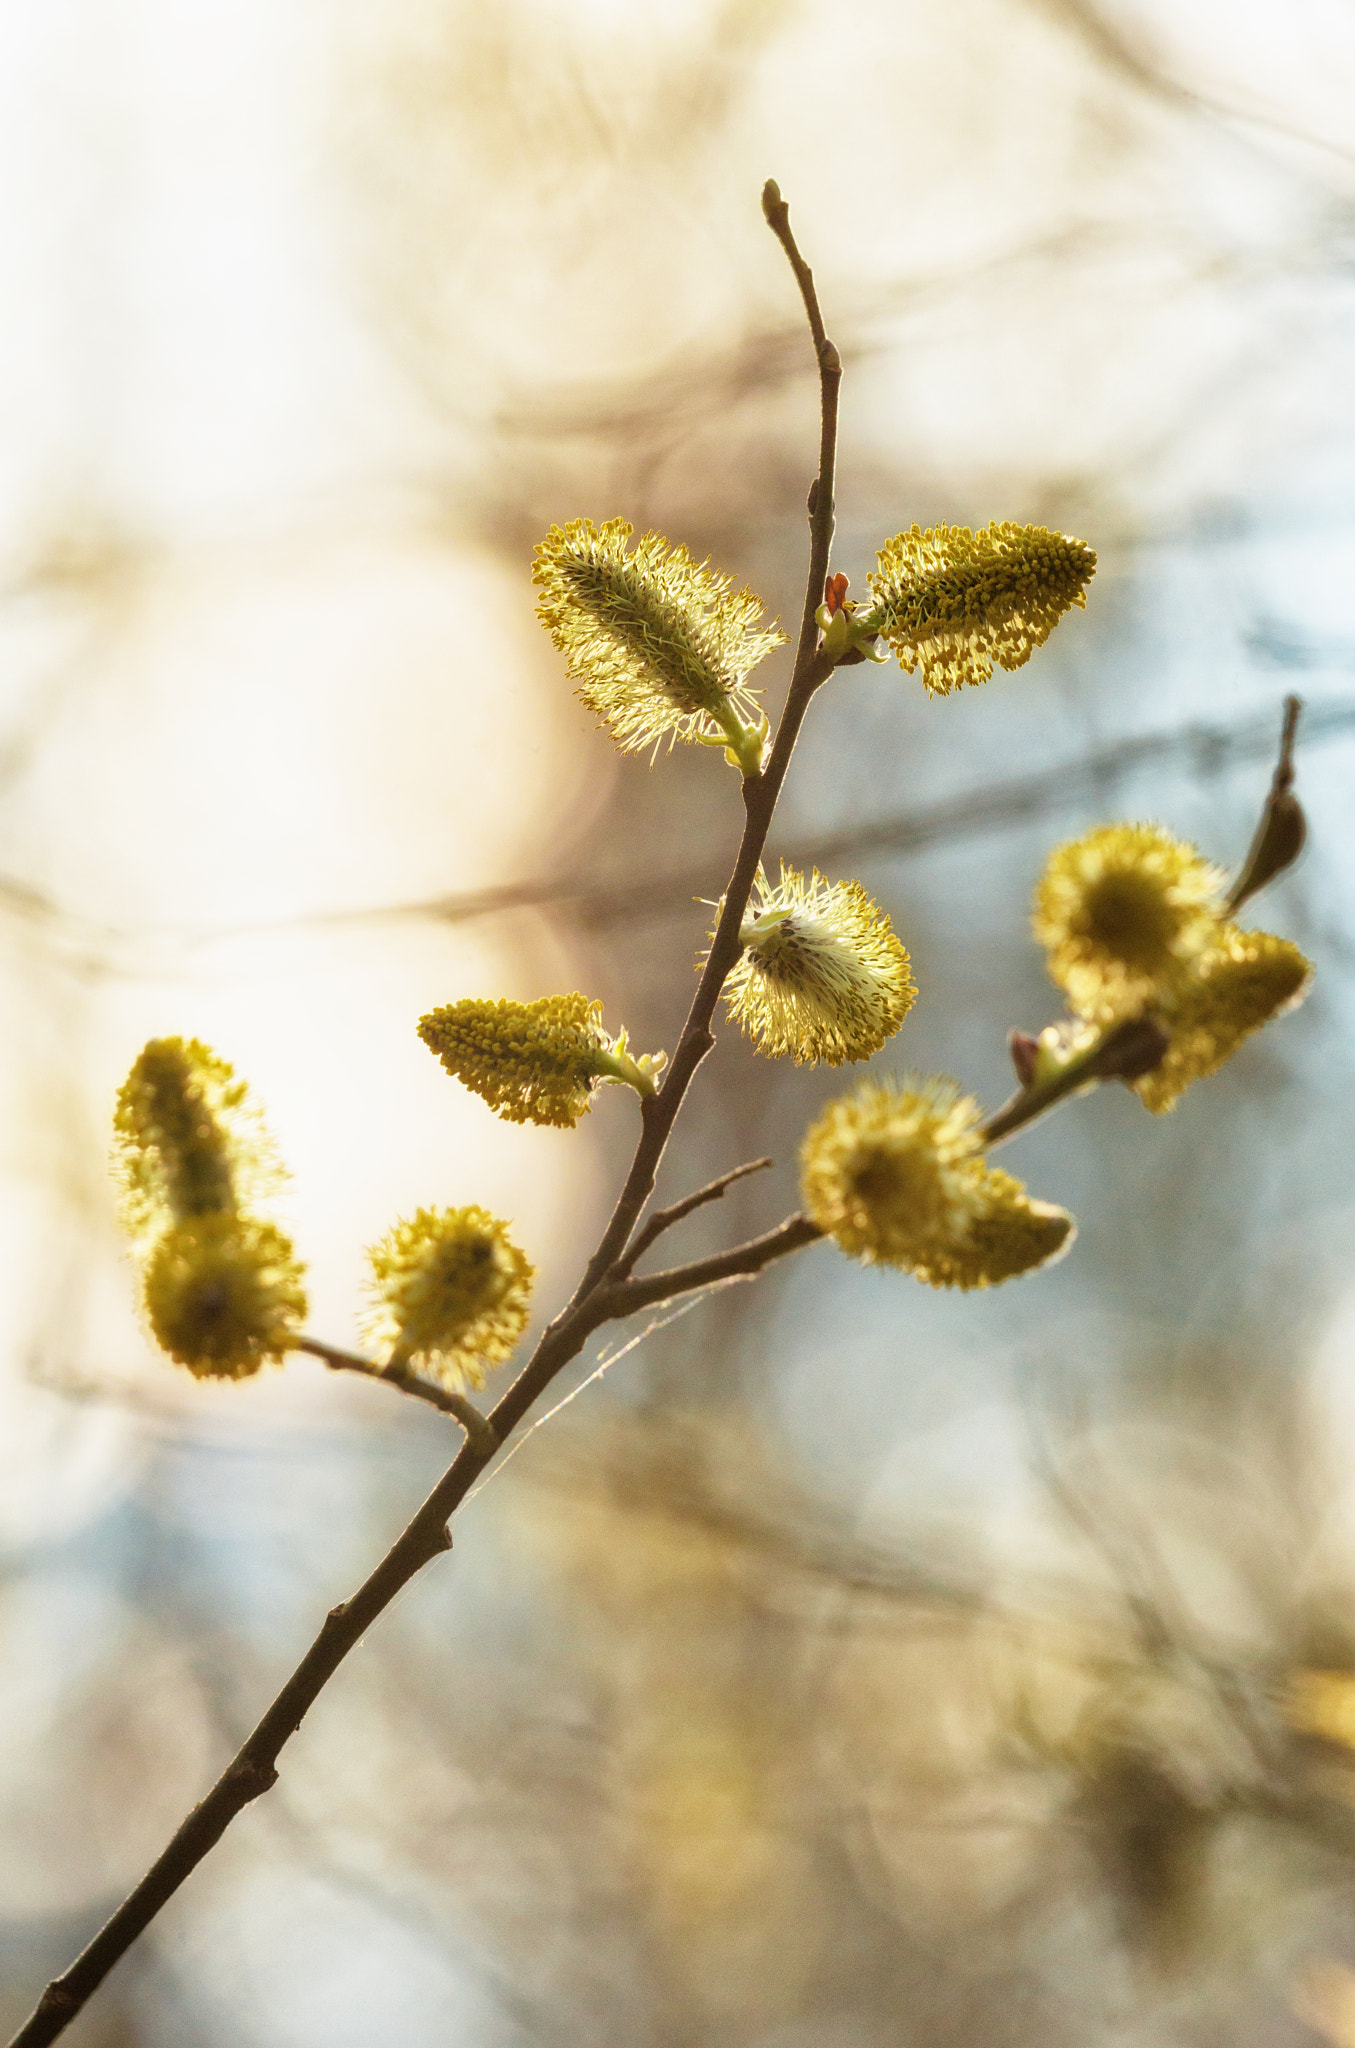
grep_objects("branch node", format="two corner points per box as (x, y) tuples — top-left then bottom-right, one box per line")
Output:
(226, 1758), (278, 1804)
(1009, 1029), (1040, 1086)
(441, 1391), (499, 1456)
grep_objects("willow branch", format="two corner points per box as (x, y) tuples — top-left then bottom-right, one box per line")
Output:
(569, 181), (840, 1301)
(7, 1299), (606, 2048)
(293, 1337), (498, 1452)
(7, 183), (845, 2048)
(610, 1157), (773, 1280)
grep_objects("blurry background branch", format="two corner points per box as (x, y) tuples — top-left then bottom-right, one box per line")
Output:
(0, 697), (1350, 975)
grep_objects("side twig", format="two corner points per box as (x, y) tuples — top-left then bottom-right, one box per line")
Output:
(610, 1157), (773, 1280)
(982, 1014), (1171, 1148)
(293, 1337), (499, 1452)
(600, 1212), (824, 1318)
(6, 180), (844, 2048)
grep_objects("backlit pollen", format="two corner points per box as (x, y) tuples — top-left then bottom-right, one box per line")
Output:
(364, 1205), (534, 1392)
(112, 1038), (307, 1380)
(1133, 925), (1313, 1113)
(867, 521), (1096, 696)
(533, 518), (783, 763)
(143, 1214), (306, 1380)
(419, 994), (665, 1128)
(719, 864), (915, 1065)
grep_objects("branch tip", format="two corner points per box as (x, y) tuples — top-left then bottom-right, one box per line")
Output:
(1225, 693), (1307, 914)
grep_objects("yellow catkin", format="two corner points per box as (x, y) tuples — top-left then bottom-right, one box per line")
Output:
(867, 521), (1096, 696)
(112, 1036), (278, 1239)
(799, 1077), (987, 1266)
(142, 1214), (307, 1380)
(1133, 926), (1313, 1113)
(1033, 822), (1225, 1022)
(721, 865), (915, 1065)
(418, 993), (663, 1128)
(532, 518), (783, 756)
(363, 1205), (534, 1393)
(800, 1077), (1074, 1288)
(910, 1168), (1075, 1290)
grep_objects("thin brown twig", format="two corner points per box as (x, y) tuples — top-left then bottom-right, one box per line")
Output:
(6, 182), (845, 2048)
(292, 1337), (498, 1452)
(600, 1212), (824, 1318)
(981, 1013), (1171, 1148)
(610, 1157), (773, 1280)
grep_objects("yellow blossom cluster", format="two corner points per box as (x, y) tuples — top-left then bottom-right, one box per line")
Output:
(533, 518), (782, 772)
(866, 521), (1096, 696)
(112, 1039), (306, 1378)
(1131, 924), (1312, 1114)
(363, 1205), (534, 1393)
(418, 994), (666, 1129)
(799, 1077), (1073, 1289)
(1031, 822), (1311, 1112)
(720, 864), (915, 1066)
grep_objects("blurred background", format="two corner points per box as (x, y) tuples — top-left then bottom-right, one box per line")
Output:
(2, 0), (1355, 2040)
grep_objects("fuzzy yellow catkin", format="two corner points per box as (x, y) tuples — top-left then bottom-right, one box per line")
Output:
(418, 994), (663, 1128)
(142, 1214), (307, 1380)
(1033, 822), (1226, 1023)
(532, 518), (783, 757)
(113, 1037), (306, 1379)
(363, 1205), (534, 1393)
(799, 1076), (1074, 1289)
(867, 521), (1096, 696)
(1132, 926), (1313, 1113)
(112, 1036), (275, 1237)
(912, 1169), (1075, 1290)
(720, 864), (916, 1065)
